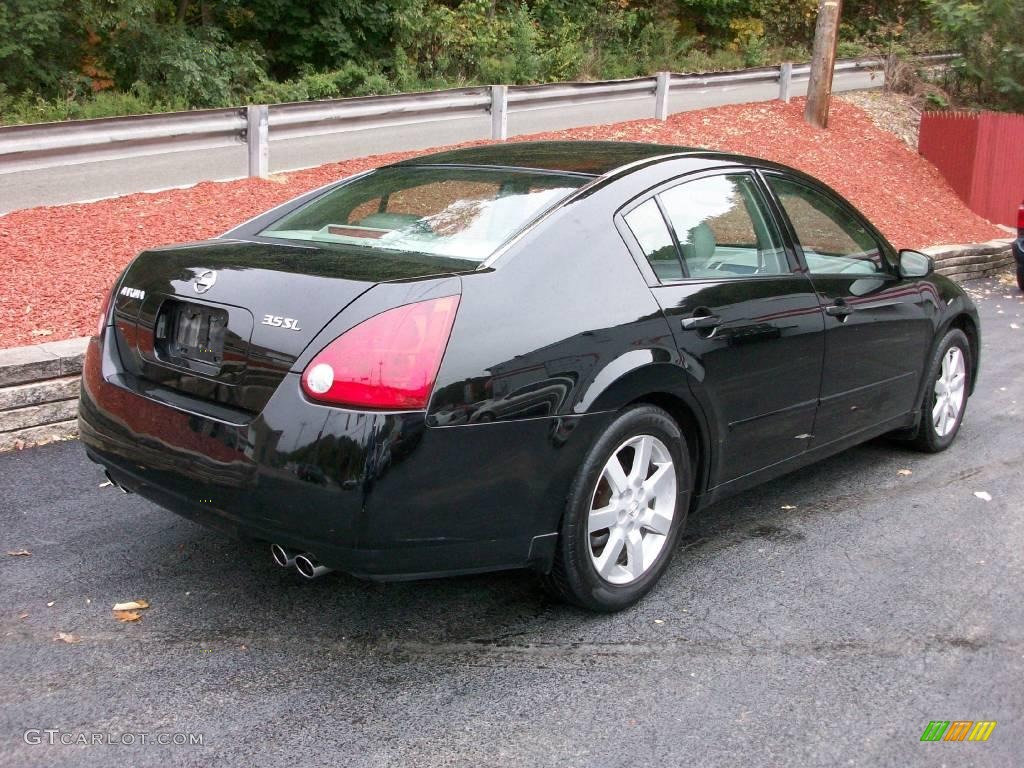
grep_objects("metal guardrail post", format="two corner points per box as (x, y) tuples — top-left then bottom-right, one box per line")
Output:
(778, 63), (793, 103)
(246, 104), (269, 179)
(490, 85), (508, 140)
(654, 72), (670, 120)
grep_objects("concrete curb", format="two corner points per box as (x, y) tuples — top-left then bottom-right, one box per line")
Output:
(0, 238), (1015, 451)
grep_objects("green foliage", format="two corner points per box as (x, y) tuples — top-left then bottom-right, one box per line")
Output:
(0, 0), (955, 125)
(0, 0), (82, 94)
(927, 0), (1024, 111)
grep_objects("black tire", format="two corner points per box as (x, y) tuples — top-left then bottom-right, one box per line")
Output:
(910, 328), (971, 453)
(1017, 265), (1024, 292)
(541, 405), (691, 612)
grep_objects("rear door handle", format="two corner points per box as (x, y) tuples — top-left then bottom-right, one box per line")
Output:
(824, 302), (854, 318)
(681, 314), (722, 330)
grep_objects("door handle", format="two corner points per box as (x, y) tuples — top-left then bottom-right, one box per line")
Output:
(824, 302), (854, 318)
(681, 314), (722, 330)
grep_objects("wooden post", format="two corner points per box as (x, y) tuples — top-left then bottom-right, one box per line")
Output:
(804, 0), (843, 128)
(778, 62), (793, 103)
(490, 85), (508, 141)
(654, 72), (670, 120)
(246, 104), (269, 179)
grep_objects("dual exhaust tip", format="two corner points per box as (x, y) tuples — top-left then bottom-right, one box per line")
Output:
(270, 543), (332, 579)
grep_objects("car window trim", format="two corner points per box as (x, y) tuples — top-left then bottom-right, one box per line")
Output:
(758, 169), (898, 278)
(615, 167), (802, 286)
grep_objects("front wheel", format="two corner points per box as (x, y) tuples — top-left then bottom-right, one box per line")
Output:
(911, 328), (971, 453)
(542, 405), (690, 612)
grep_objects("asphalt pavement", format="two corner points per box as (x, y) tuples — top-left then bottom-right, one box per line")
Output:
(1, 274), (1022, 767)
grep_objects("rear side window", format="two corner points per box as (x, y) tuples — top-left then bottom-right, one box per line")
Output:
(766, 176), (884, 275)
(659, 174), (788, 278)
(262, 167), (587, 261)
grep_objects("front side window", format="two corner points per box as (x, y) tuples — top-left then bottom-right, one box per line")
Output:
(659, 174), (788, 278)
(262, 167), (586, 261)
(766, 176), (885, 275)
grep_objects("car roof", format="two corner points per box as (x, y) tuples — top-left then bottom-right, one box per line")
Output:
(391, 140), (699, 177)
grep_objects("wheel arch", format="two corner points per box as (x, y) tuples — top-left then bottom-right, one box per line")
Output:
(578, 361), (714, 502)
(945, 312), (980, 395)
(625, 391), (710, 506)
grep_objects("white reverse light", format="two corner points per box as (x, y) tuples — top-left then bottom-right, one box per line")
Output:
(306, 363), (334, 394)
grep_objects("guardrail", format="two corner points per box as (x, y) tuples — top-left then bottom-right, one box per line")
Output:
(0, 54), (955, 209)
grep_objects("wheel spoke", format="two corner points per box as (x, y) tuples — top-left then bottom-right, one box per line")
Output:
(949, 372), (965, 393)
(588, 504), (618, 533)
(625, 530), (645, 578)
(643, 463), (674, 500)
(603, 460), (629, 495)
(932, 397), (944, 423)
(594, 528), (626, 577)
(643, 506), (673, 536)
(631, 436), (653, 483)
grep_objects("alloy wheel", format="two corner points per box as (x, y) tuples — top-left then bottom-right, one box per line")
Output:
(932, 346), (966, 438)
(587, 434), (676, 585)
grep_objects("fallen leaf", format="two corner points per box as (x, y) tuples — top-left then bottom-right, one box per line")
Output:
(974, 491), (992, 502)
(113, 610), (142, 622)
(6, 550), (31, 557)
(896, 469), (912, 476)
(19, 613), (28, 620)
(780, 504), (797, 510)
(30, 329), (53, 337)
(1011, 323), (1021, 330)
(46, 601), (55, 607)
(54, 632), (81, 644)
(654, 619), (665, 625)
(112, 599), (150, 611)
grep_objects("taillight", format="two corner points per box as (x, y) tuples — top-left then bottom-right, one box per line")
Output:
(301, 295), (460, 409)
(1017, 201), (1024, 232)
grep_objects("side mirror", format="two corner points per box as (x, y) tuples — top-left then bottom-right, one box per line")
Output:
(898, 249), (933, 278)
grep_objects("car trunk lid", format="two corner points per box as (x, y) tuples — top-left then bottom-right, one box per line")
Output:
(112, 238), (474, 416)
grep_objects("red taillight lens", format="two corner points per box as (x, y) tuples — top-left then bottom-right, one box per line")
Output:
(301, 295), (460, 409)
(1017, 201), (1024, 231)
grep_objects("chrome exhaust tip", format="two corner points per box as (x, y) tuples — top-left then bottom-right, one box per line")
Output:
(294, 553), (332, 579)
(270, 543), (298, 568)
(103, 469), (130, 494)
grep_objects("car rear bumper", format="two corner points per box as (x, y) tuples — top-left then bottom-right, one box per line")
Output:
(79, 333), (606, 579)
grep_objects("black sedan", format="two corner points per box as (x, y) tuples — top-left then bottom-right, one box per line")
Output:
(80, 141), (980, 611)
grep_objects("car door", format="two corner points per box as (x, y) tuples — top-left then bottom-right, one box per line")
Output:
(762, 172), (933, 447)
(619, 170), (825, 484)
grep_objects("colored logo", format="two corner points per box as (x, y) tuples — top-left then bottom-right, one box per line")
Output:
(920, 721), (997, 742)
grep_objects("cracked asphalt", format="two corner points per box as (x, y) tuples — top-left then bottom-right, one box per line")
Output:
(2, 275), (1022, 767)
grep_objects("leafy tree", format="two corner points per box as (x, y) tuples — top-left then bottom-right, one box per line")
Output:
(927, 0), (1024, 110)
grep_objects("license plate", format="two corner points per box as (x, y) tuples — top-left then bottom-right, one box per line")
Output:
(154, 300), (228, 367)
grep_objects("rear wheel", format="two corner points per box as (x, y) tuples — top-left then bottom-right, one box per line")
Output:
(1017, 264), (1024, 292)
(542, 405), (690, 612)
(911, 328), (971, 453)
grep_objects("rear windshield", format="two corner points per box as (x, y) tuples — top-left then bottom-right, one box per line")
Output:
(261, 166), (588, 261)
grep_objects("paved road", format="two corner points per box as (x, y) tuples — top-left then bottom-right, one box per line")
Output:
(0, 70), (879, 215)
(1, 275), (1021, 767)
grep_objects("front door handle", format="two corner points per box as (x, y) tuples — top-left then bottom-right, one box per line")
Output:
(681, 314), (722, 330)
(824, 302), (854, 318)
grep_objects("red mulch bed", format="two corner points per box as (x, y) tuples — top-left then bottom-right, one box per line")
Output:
(0, 97), (1004, 350)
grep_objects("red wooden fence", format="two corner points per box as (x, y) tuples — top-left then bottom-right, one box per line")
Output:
(919, 111), (1024, 228)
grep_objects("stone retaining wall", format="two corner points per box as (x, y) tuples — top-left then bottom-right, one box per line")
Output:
(0, 238), (1016, 451)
